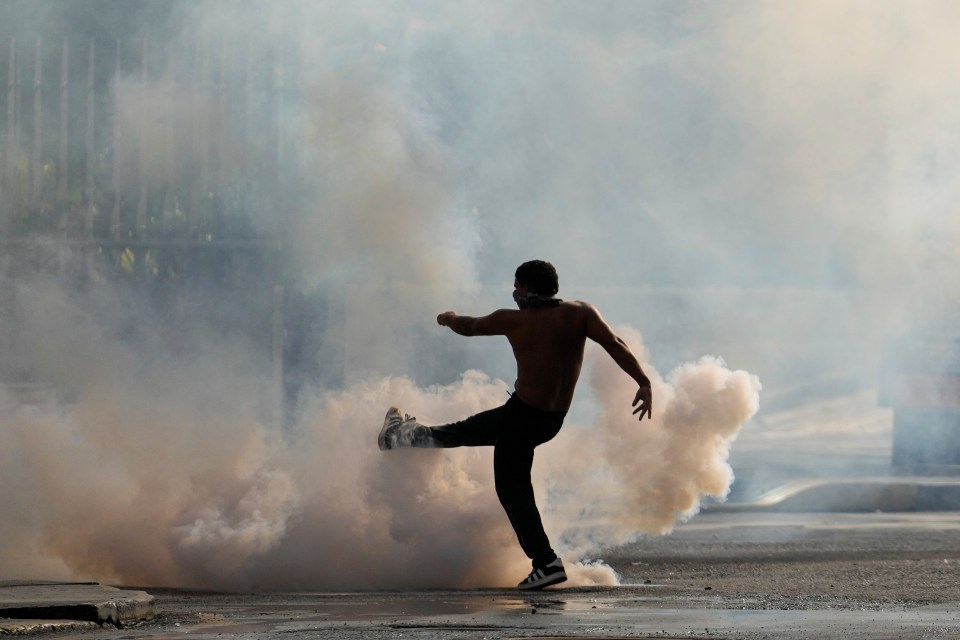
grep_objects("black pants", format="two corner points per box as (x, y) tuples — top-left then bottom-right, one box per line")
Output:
(429, 394), (566, 569)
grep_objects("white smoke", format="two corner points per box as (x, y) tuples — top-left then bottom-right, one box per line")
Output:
(541, 327), (760, 580)
(5, 0), (953, 591)
(0, 281), (756, 589)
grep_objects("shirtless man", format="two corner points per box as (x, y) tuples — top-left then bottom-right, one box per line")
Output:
(378, 259), (652, 590)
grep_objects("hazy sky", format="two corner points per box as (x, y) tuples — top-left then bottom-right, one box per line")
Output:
(5, 0), (958, 294)
(247, 0), (960, 292)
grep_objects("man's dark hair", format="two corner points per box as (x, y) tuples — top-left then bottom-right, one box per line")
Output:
(515, 260), (559, 296)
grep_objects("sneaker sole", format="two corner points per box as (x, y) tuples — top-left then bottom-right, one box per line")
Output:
(518, 571), (567, 591)
(378, 407), (400, 451)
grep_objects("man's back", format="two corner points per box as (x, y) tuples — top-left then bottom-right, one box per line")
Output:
(503, 301), (594, 413)
(436, 263), (651, 421)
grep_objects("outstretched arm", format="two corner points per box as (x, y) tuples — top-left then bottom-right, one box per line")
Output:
(585, 305), (653, 421)
(437, 309), (519, 337)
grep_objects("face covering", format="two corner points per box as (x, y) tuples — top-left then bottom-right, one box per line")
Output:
(513, 291), (563, 309)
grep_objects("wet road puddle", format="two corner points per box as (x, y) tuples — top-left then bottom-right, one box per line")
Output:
(111, 592), (630, 638)
(84, 592), (960, 639)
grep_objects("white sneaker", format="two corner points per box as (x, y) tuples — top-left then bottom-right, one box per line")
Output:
(378, 407), (435, 450)
(518, 558), (567, 590)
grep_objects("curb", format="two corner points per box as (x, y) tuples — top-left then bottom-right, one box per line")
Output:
(0, 582), (154, 634)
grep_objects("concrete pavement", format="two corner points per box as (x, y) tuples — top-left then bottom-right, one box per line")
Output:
(3, 476), (960, 635)
(0, 581), (153, 635)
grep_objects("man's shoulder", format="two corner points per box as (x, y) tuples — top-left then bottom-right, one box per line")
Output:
(556, 300), (601, 326)
(471, 308), (523, 336)
(560, 299), (597, 312)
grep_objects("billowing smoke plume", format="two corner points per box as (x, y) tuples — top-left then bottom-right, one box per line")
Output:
(2, 0), (954, 590)
(0, 290), (756, 588)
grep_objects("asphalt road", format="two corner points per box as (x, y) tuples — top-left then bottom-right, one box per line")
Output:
(10, 392), (960, 639)
(36, 510), (960, 640)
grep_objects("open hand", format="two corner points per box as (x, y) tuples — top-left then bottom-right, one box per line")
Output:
(632, 384), (652, 422)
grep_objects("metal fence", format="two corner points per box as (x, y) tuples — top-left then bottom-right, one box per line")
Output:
(0, 29), (293, 425)
(0, 32), (295, 274)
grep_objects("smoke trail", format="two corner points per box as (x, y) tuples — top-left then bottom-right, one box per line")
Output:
(543, 328), (760, 570)
(0, 277), (294, 587)
(9, 0), (953, 590)
(0, 278), (755, 589)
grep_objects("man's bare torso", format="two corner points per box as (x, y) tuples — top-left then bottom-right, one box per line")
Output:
(504, 301), (592, 413)
(436, 286), (650, 420)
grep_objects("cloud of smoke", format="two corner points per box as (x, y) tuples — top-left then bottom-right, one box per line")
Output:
(112, 80), (239, 191)
(0, 286), (756, 589)
(542, 328), (760, 570)
(686, 0), (960, 306)
(0, 278), (292, 587)
(3, 0), (953, 590)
